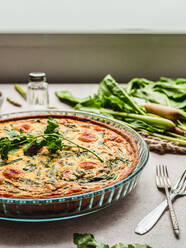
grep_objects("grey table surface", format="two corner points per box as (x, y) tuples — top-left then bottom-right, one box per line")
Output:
(0, 84), (185, 248)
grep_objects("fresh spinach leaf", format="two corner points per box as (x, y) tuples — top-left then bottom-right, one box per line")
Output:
(127, 77), (186, 110)
(73, 233), (152, 248)
(111, 244), (128, 248)
(55, 90), (91, 106)
(74, 233), (109, 248)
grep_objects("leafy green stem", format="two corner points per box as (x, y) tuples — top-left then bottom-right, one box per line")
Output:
(177, 120), (186, 131)
(166, 132), (186, 140)
(109, 78), (145, 115)
(99, 108), (175, 130)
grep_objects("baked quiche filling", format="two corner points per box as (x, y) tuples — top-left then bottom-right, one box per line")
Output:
(0, 116), (138, 198)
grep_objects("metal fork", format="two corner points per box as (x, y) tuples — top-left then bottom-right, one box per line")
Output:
(156, 165), (179, 237)
(135, 169), (186, 235)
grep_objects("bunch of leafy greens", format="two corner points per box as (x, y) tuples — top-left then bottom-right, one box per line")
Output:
(55, 75), (186, 146)
(0, 117), (103, 162)
(73, 233), (152, 248)
(57, 75), (144, 115)
(126, 77), (186, 110)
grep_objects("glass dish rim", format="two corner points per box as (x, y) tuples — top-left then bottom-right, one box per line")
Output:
(0, 109), (149, 204)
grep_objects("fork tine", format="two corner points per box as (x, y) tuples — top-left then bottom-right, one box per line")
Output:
(162, 165), (165, 183)
(181, 172), (186, 188)
(164, 165), (171, 188)
(175, 170), (186, 192)
(156, 165), (163, 187)
(159, 165), (164, 186)
(161, 165), (166, 186)
(181, 186), (186, 194)
(156, 165), (160, 186)
(178, 173), (186, 193)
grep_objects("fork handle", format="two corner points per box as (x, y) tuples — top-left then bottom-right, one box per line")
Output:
(135, 193), (176, 234)
(165, 187), (180, 237)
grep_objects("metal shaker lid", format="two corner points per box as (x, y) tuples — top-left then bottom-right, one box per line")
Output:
(29, 72), (46, 82)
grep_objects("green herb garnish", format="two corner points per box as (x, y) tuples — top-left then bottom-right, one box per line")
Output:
(0, 117), (103, 162)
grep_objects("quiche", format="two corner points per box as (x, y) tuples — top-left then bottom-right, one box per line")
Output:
(0, 115), (139, 199)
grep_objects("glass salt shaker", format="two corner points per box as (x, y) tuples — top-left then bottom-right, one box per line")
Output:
(27, 72), (49, 109)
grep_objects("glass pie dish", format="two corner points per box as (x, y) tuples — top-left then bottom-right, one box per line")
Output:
(0, 110), (149, 222)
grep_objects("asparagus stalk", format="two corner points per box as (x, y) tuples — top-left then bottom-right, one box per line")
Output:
(6, 97), (22, 107)
(14, 84), (27, 100)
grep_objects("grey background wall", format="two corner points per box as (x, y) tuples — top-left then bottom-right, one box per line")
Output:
(0, 0), (186, 83)
(1, 34), (186, 83)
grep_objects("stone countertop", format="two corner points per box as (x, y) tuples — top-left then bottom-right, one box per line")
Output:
(0, 84), (185, 248)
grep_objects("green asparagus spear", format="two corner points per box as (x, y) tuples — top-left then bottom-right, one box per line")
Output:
(6, 97), (22, 107)
(14, 84), (27, 100)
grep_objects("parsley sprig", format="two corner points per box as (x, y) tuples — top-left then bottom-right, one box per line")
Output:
(0, 117), (103, 162)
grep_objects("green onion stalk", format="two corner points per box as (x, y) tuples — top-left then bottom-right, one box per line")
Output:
(99, 108), (175, 131)
(105, 113), (186, 145)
